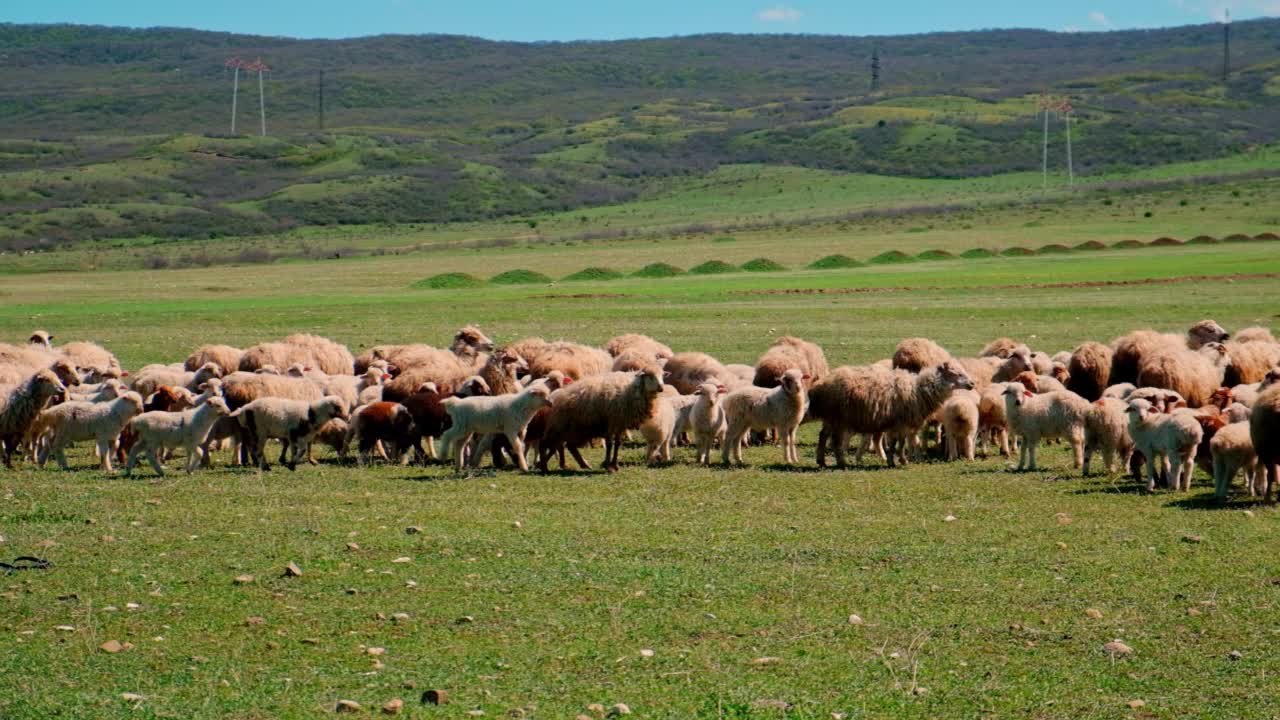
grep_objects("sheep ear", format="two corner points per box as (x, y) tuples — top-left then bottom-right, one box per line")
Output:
(121, 371), (130, 377)
(1023, 391), (1034, 399)
(801, 373), (811, 380)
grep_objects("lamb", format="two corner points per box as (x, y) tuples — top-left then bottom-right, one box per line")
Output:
(438, 382), (554, 471)
(0, 370), (67, 467)
(1190, 412), (1229, 481)
(184, 344), (244, 374)
(752, 337), (828, 388)
(537, 368), (664, 473)
(1251, 385), (1280, 500)
(1223, 340), (1280, 386)
(1226, 403), (1252, 424)
(397, 379), (477, 462)
(131, 361), (223, 397)
(980, 338), (1022, 359)
(37, 392), (144, 472)
(808, 361), (973, 468)
(1211, 422), (1259, 499)
(892, 338), (951, 373)
(638, 396), (678, 464)
(1135, 342), (1231, 408)
(124, 397), (232, 477)
(527, 341), (613, 381)
(689, 382), (728, 465)
(663, 352), (742, 395)
(231, 396), (349, 471)
(1102, 383), (1137, 400)
(346, 402), (418, 465)
(941, 390), (980, 461)
(723, 368), (809, 465)
(1234, 327), (1277, 345)
(1002, 384), (1090, 471)
(115, 384), (206, 465)
(1127, 387), (1186, 413)
(1083, 397), (1135, 476)
(1126, 398), (1204, 492)
(605, 334), (674, 360)
(1066, 341), (1113, 401)
(977, 382), (1015, 457)
(66, 378), (126, 403)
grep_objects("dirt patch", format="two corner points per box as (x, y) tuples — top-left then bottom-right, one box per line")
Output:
(1001, 247), (1035, 256)
(730, 272), (1280, 296)
(1149, 237), (1184, 247)
(1255, 232), (1280, 241)
(531, 293), (631, 300)
(1112, 239), (1145, 249)
(1037, 244), (1072, 254)
(1074, 241), (1107, 250)
(1224, 233), (1255, 242)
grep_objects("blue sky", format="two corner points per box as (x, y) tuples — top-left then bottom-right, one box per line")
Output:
(3, 1), (1271, 41)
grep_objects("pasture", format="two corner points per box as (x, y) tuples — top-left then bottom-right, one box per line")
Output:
(2, 198), (1280, 718)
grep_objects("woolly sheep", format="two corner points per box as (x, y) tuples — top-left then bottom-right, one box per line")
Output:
(347, 402), (418, 465)
(1051, 351), (1073, 367)
(1127, 386), (1186, 413)
(537, 368), (664, 473)
(752, 337), (828, 389)
(131, 361), (223, 397)
(1251, 385), (1280, 500)
(503, 336), (549, 365)
(1234, 327), (1277, 345)
(125, 397), (232, 477)
(231, 396), (349, 471)
(1187, 319), (1231, 349)
(980, 338), (1021, 359)
(58, 341), (122, 381)
(638, 396), (678, 464)
(941, 389), (980, 461)
(724, 364), (755, 386)
(1002, 384), (1090, 471)
(439, 382), (553, 471)
(1230, 368), (1280, 407)
(1225, 403), (1252, 424)
(664, 352), (742, 395)
(1065, 341), (1113, 401)
(956, 349), (1031, 392)
(613, 349), (667, 373)
(723, 368), (809, 465)
(184, 344), (244, 374)
(809, 361), (973, 468)
(1211, 422), (1258, 498)
(1135, 342), (1231, 408)
(689, 382), (728, 465)
(1223, 340), (1280, 386)
(381, 350), (474, 402)
(28, 330), (53, 350)
(527, 341), (613, 381)
(1083, 397), (1135, 476)
(479, 349), (528, 396)
(1110, 320), (1226, 386)
(0, 370), (67, 467)
(399, 377), (491, 462)
(892, 338), (951, 373)
(37, 392), (144, 472)
(1013, 370), (1066, 394)
(1126, 398), (1203, 492)
(605, 334), (674, 360)
(977, 382), (1015, 458)
(1102, 383), (1137, 400)
(1028, 352), (1053, 376)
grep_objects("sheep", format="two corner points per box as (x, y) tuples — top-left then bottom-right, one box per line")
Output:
(26, 378), (128, 460)
(1064, 341), (1113, 401)
(663, 352), (742, 395)
(724, 364), (756, 386)
(638, 396), (678, 464)
(689, 382), (728, 465)
(0, 370), (67, 467)
(980, 338), (1021, 359)
(131, 362), (223, 397)
(1226, 403), (1252, 424)
(222, 371), (324, 409)
(1110, 321), (1227, 386)
(808, 361), (974, 468)
(613, 349), (666, 373)
(479, 349), (528, 396)
(1234, 327), (1277, 345)
(1135, 342), (1231, 408)
(1051, 351), (1073, 367)
(1187, 319), (1231, 349)
(1230, 368), (1280, 407)
(1127, 387), (1186, 413)
(231, 396), (349, 471)
(1029, 352), (1054, 376)
(503, 336), (549, 365)
(381, 350), (474, 402)
(281, 333), (355, 375)
(753, 337), (828, 389)
(37, 392), (144, 472)
(1190, 412), (1229, 481)
(892, 338), (951, 373)
(1083, 397), (1135, 476)
(977, 382), (1015, 457)
(66, 378), (126, 403)
(28, 330), (53, 350)
(1223, 340), (1280, 386)
(346, 402), (418, 465)
(537, 368), (665, 473)
(57, 341), (122, 381)
(0, 354), (82, 389)
(941, 390), (980, 461)
(1211, 422), (1259, 499)
(184, 344), (244, 374)
(124, 397), (232, 477)
(438, 382), (554, 472)
(605, 334), (674, 360)
(527, 341), (613, 381)
(1102, 383), (1137, 400)
(722, 368), (808, 465)
(1002, 384), (1090, 471)
(115, 384), (205, 465)
(311, 418), (351, 460)
(1126, 398), (1203, 492)
(318, 367), (389, 411)
(399, 377), (491, 462)
(1251, 385), (1280, 500)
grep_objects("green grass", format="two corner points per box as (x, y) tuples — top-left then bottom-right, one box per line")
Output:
(632, 262), (685, 278)
(868, 250), (916, 264)
(562, 266), (626, 282)
(807, 254), (862, 269)
(411, 272), (484, 289)
(489, 269), (553, 285)
(740, 257), (787, 272)
(688, 260), (737, 275)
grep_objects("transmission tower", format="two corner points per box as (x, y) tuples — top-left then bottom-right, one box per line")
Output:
(870, 46), (881, 92)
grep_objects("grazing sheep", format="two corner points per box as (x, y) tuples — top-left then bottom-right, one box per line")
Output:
(311, 418), (351, 460)
(58, 341), (122, 381)
(1234, 327), (1277, 345)
(232, 396), (349, 471)
(753, 337), (828, 388)
(0, 370), (67, 467)
(689, 382), (728, 465)
(347, 402), (418, 465)
(605, 334), (674, 360)
(638, 396), (678, 464)
(1136, 342), (1231, 408)
(398, 377), (491, 462)
(1126, 398), (1203, 492)
(612, 349), (666, 373)
(977, 382), (1015, 458)
(723, 368), (809, 465)
(1002, 384), (1090, 471)
(1211, 422), (1259, 498)
(1066, 341), (1113, 401)
(1083, 397), (1135, 476)
(809, 361), (973, 468)
(953, 348), (1032, 393)
(438, 383), (554, 471)
(1224, 340), (1280, 386)
(892, 338), (951, 373)
(125, 397), (232, 477)
(503, 336), (549, 365)
(527, 341), (613, 381)
(37, 392), (144, 472)
(1251, 385), (1280, 500)
(184, 344), (244, 374)
(537, 368), (664, 473)
(980, 338), (1022, 359)
(664, 352), (742, 395)
(941, 389), (980, 461)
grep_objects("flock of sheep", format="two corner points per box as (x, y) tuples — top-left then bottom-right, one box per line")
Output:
(2, 322), (1280, 500)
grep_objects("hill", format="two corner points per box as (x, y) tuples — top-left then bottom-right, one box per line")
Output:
(1, 20), (1278, 251)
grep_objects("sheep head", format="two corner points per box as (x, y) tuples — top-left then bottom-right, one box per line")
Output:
(204, 397), (231, 416)
(1188, 319), (1229, 347)
(452, 326), (495, 355)
(1013, 371), (1040, 393)
(634, 368), (664, 397)
(32, 369), (67, 403)
(1208, 387), (1233, 409)
(1002, 381), (1034, 407)
(936, 361), (975, 391)
(28, 330), (52, 349)
(777, 368), (809, 396)
(1125, 398), (1155, 420)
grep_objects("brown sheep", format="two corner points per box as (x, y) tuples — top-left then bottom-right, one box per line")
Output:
(537, 368), (665, 473)
(527, 341), (613, 381)
(892, 337), (952, 373)
(503, 337), (550, 365)
(348, 401), (418, 464)
(1109, 321), (1225, 386)
(1251, 385), (1280, 500)
(1223, 340), (1280, 386)
(753, 336), (828, 389)
(664, 352), (742, 395)
(1136, 342), (1232, 408)
(184, 344), (244, 374)
(612, 349), (664, 373)
(980, 338), (1022, 359)
(604, 334), (674, 360)
(1066, 341), (1112, 401)
(1234, 327), (1277, 345)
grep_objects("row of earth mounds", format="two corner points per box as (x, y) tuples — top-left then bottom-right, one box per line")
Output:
(412, 233), (1278, 288)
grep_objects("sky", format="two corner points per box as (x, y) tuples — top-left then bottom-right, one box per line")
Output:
(3, 1), (1274, 41)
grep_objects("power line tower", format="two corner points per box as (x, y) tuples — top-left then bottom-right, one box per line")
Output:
(224, 57), (245, 135)
(870, 45), (881, 92)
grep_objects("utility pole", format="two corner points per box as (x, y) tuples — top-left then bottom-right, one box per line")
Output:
(318, 69), (325, 131)
(1060, 99), (1075, 186)
(244, 58), (271, 136)
(870, 45), (881, 93)
(224, 57), (243, 135)
(1038, 92), (1053, 190)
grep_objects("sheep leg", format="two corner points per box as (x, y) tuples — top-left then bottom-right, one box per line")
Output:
(1213, 455), (1229, 499)
(964, 432), (975, 461)
(507, 433), (529, 472)
(54, 445), (70, 471)
(98, 439), (115, 473)
(833, 429), (850, 469)
(454, 434), (473, 473)
(1144, 453), (1158, 492)
(146, 448), (165, 477)
(1070, 432), (1085, 469)
(1016, 436), (1029, 471)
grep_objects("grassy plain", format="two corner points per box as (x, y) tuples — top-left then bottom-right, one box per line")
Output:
(1, 179), (1279, 718)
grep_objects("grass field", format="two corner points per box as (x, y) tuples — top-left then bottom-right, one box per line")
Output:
(3, 226), (1280, 717)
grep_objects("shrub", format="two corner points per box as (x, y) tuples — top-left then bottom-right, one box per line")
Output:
(632, 262), (684, 278)
(688, 260), (737, 275)
(740, 257), (786, 272)
(1112, 240), (1145, 249)
(916, 249), (955, 261)
(1223, 233), (1254, 243)
(563, 267), (625, 282)
(960, 248), (997, 259)
(490, 269), (553, 285)
(1073, 240), (1107, 251)
(1000, 247), (1035, 257)
(1149, 237), (1183, 247)
(868, 250), (915, 264)
(1255, 232), (1279, 241)
(807, 254), (862, 269)
(413, 272), (484, 289)
(1036, 244), (1072, 254)
(1187, 235), (1219, 245)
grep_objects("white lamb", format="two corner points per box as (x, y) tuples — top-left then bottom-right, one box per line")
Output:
(722, 368), (809, 465)
(438, 382), (554, 472)
(1126, 398), (1203, 492)
(125, 397), (233, 477)
(1210, 421), (1258, 499)
(639, 395), (678, 464)
(687, 382), (728, 465)
(1002, 384), (1090, 471)
(1082, 397), (1135, 476)
(231, 395), (349, 471)
(37, 391), (145, 472)
(941, 390), (980, 461)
